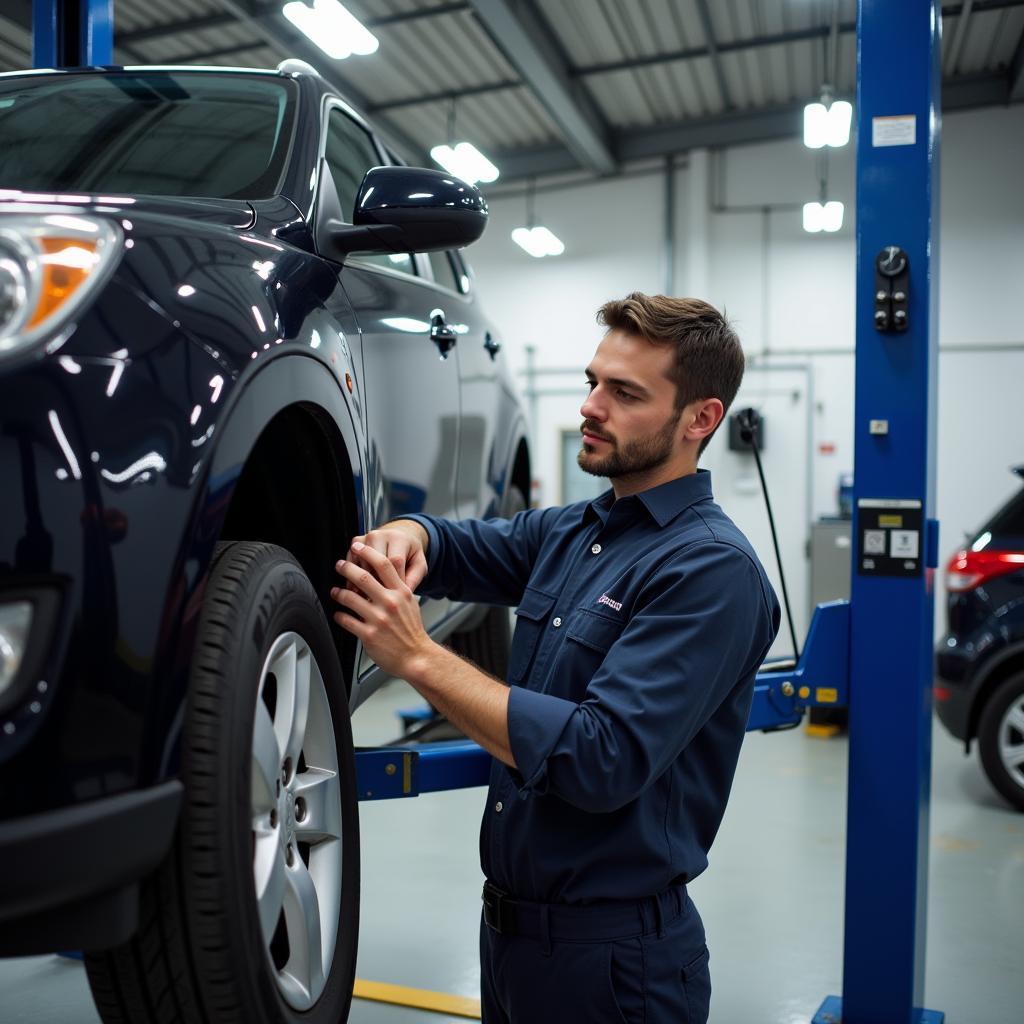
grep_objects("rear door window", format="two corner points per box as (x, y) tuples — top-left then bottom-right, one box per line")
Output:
(323, 108), (413, 275)
(427, 250), (461, 293)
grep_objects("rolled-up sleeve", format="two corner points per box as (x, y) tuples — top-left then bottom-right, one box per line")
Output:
(402, 507), (559, 607)
(505, 542), (778, 813)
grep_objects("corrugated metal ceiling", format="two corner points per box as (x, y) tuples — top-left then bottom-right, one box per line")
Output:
(0, 0), (1021, 179)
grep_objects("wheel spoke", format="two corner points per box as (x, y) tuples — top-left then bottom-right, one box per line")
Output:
(274, 640), (311, 769)
(1004, 704), (1024, 737)
(281, 857), (325, 1006)
(294, 768), (342, 844)
(251, 701), (281, 814)
(1000, 741), (1024, 769)
(254, 829), (288, 947)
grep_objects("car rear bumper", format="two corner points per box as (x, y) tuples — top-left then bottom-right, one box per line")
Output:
(0, 780), (181, 955)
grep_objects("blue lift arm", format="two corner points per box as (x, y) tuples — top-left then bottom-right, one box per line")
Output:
(357, 599), (852, 801)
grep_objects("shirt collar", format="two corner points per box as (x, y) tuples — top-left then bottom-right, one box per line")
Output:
(583, 470), (713, 528)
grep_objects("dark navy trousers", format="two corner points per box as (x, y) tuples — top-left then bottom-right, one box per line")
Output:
(479, 886), (711, 1024)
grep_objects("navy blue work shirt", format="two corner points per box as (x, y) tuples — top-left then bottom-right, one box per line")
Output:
(405, 470), (780, 904)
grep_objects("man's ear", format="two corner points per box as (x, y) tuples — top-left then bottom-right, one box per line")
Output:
(683, 398), (725, 445)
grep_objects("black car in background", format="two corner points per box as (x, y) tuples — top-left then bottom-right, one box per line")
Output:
(0, 62), (530, 1024)
(935, 466), (1024, 811)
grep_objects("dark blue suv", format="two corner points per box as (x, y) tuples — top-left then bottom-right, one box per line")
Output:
(935, 466), (1024, 811)
(0, 62), (530, 1024)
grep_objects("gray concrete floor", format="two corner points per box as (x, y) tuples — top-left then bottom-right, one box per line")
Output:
(2, 678), (1021, 1023)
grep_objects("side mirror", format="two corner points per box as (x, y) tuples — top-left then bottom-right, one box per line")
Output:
(316, 165), (488, 262)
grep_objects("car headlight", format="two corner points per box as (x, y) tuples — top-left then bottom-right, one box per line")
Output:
(0, 601), (32, 699)
(0, 214), (121, 361)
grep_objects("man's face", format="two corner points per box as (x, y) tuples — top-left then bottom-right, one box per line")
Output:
(577, 329), (683, 481)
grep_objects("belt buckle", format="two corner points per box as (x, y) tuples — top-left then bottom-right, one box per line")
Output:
(482, 882), (513, 935)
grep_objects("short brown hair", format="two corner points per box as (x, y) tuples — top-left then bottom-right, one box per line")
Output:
(597, 292), (744, 455)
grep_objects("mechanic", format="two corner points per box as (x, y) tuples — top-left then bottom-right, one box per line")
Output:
(330, 292), (780, 1024)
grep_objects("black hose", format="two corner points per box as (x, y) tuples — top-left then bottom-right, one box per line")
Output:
(739, 409), (801, 661)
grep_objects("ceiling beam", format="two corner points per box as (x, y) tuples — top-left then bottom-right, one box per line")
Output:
(491, 72), (1015, 183)
(466, 0), (616, 176)
(693, 0), (732, 109)
(369, 79), (520, 112)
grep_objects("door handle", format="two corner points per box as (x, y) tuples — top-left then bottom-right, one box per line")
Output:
(430, 311), (457, 358)
(484, 332), (501, 360)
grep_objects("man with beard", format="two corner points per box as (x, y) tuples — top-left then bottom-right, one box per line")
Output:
(330, 292), (780, 1024)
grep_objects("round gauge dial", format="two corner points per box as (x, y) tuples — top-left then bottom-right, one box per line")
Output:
(877, 245), (908, 277)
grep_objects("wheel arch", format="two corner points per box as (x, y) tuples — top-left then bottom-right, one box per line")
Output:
(151, 355), (365, 785)
(968, 642), (1024, 741)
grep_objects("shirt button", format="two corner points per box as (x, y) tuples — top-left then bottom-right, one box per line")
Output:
(495, 801), (503, 813)
(591, 543), (602, 555)
(553, 617), (562, 628)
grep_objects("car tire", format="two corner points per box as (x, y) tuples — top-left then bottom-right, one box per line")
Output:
(977, 670), (1024, 812)
(85, 541), (360, 1023)
(447, 483), (527, 680)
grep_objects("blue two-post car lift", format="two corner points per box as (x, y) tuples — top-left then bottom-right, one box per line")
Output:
(35, 0), (945, 1019)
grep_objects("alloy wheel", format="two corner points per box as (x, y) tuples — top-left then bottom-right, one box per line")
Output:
(997, 694), (1024, 791)
(251, 631), (343, 1011)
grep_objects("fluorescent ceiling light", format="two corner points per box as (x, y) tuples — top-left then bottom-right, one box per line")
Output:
(281, 0), (379, 59)
(511, 226), (565, 258)
(827, 100), (853, 147)
(803, 99), (853, 148)
(802, 201), (844, 233)
(429, 142), (499, 185)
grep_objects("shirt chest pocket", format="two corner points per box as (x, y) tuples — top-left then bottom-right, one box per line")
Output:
(566, 608), (624, 653)
(560, 609), (626, 698)
(508, 587), (556, 683)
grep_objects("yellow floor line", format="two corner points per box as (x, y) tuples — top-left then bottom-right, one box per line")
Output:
(353, 978), (482, 1019)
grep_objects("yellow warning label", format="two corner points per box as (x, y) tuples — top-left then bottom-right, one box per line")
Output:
(817, 688), (838, 703)
(878, 514), (903, 527)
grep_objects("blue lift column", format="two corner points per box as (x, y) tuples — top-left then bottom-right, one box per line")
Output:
(32, 0), (113, 68)
(817, 1), (944, 1022)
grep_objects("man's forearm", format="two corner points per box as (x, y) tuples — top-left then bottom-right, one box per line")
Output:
(405, 644), (516, 769)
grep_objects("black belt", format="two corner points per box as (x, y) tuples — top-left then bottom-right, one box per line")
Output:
(482, 880), (687, 942)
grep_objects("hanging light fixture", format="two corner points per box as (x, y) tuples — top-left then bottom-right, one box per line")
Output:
(511, 179), (564, 258)
(430, 98), (500, 185)
(281, 0), (379, 59)
(803, 93), (853, 149)
(802, 200), (844, 233)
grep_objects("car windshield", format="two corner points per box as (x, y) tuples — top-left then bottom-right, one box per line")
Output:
(0, 71), (296, 200)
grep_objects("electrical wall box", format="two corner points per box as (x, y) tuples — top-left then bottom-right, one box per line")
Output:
(728, 409), (765, 452)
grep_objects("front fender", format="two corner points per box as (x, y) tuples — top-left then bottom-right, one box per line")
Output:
(145, 347), (366, 787)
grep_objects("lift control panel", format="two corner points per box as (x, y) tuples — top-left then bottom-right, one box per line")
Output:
(873, 245), (910, 332)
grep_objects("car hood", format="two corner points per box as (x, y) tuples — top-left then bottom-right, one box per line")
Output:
(0, 192), (255, 230)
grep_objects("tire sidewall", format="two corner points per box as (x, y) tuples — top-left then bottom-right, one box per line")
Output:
(185, 546), (359, 1024)
(978, 671), (1024, 812)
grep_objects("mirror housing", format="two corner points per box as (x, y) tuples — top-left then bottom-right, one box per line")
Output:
(316, 165), (488, 262)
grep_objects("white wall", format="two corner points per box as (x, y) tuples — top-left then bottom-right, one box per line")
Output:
(468, 103), (1024, 645)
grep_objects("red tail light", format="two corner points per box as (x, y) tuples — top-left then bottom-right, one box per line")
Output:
(946, 549), (1024, 592)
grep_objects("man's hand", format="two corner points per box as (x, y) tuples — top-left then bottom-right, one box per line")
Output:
(343, 521), (428, 591)
(331, 542), (434, 679)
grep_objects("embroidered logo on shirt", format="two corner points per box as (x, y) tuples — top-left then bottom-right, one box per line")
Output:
(597, 594), (623, 612)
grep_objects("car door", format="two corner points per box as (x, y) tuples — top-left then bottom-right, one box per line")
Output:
(319, 103), (460, 641)
(424, 249), (501, 520)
